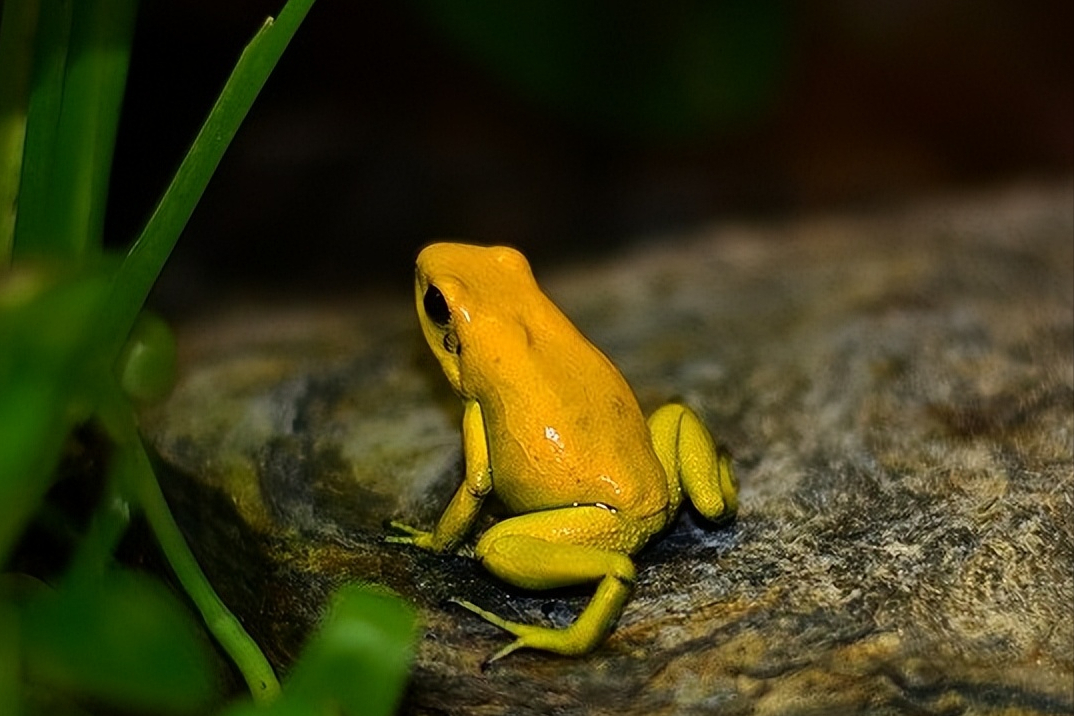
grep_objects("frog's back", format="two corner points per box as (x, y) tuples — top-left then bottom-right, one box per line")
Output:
(430, 242), (670, 520)
(477, 302), (670, 520)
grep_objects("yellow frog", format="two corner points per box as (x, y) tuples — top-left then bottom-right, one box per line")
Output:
(388, 242), (738, 663)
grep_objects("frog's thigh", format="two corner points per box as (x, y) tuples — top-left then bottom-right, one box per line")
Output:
(648, 403), (739, 520)
(470, 506), (643, 657)
(475, 506), (644, 590)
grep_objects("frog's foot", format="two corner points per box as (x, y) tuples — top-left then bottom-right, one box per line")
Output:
(648, 403), (738, 521)
(452, 566), (632, 666)
(451, 599), (598, 665)
(385, 521), (435, 549)
(449, 599), (540, 664)
(462, 506), (641, 663)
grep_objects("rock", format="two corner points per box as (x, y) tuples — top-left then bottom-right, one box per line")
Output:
(140, 181), (1074, 715)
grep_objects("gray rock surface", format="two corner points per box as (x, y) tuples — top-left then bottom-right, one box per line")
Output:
(141, 181), (1074, 715)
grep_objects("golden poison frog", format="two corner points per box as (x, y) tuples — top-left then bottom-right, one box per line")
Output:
(389, 242), (738, 662)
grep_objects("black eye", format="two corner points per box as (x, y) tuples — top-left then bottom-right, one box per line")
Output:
(423, 285), (451, 326)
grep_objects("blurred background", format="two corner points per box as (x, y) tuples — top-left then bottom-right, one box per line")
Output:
(102, 0), (1073, 308)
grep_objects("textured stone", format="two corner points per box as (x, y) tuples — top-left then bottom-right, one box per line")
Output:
(141, 181), (1073, 715)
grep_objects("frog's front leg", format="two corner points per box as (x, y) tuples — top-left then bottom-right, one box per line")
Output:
(647, 403), (738, 521)
(456, 505), (647, 664)
(388, 400), (491, 552)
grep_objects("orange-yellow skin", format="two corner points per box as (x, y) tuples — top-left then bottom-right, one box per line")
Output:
(388, 242), (738, 662)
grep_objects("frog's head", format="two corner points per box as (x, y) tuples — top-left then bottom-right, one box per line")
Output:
(414, 242), (538, 396)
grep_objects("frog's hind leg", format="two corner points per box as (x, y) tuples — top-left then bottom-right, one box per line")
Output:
(647, 403), (738, 521)
(461, 505), (646, 663)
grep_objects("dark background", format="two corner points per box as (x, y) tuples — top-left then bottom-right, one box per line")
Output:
(101, 0), (1072, 307)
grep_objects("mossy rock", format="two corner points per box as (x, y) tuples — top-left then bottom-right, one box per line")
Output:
(141, 182), (1073, 715)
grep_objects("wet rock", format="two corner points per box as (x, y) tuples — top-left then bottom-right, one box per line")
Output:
(140, 181), (1073, 715)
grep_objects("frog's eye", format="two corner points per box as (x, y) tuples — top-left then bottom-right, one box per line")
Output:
(423, 285), (451, 326)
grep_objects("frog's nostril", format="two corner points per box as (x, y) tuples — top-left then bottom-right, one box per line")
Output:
(443, 330), (462, 355)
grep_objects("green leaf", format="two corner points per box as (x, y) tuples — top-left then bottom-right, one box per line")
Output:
(0, 265), (112, 562)
(287, 584), (417, 716)
(225, 584), (418, 716)
(0, 0), (41, 264)
(19, 568), (217, 715)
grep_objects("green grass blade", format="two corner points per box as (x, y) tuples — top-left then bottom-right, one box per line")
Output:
(104, 0), (316, 352)
(6, 0), (71, 260)
(15, 0), (137, 259)
(0, 0), (42, 265)
(48, 0), (138, 256)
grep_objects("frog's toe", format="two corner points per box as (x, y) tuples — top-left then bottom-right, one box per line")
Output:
(451, 598), (605, 664)
(385, 521), (432, 546)
(450, 600), (538, 666)
(483, 639), (527, 668)
(450, 598), (516, 630)
(387, 520), (420, 535)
